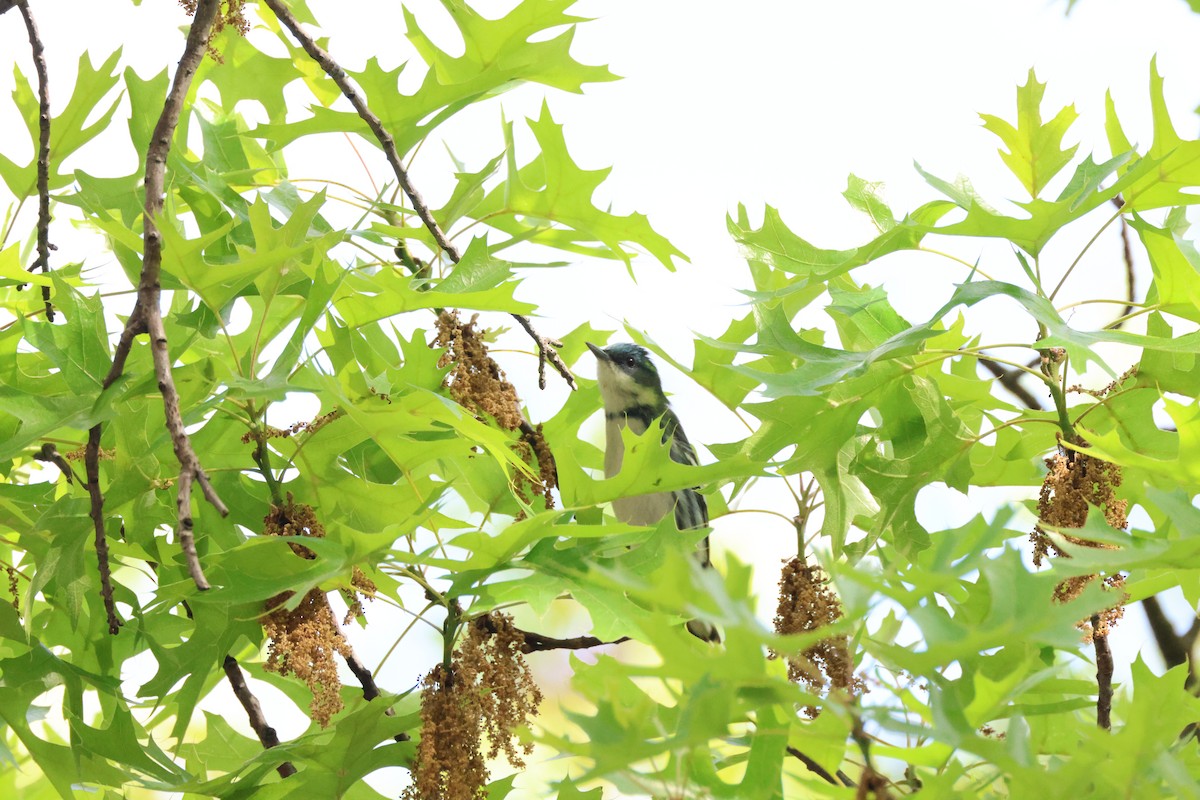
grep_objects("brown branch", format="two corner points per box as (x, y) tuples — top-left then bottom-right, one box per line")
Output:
(1092, 617), (1113, 730)
(979, 358), (1045, 411)
(264, 0), (576, 391)
(786, 745), (848, 787)
(344, 650), (383, 701)
(343, 650), (411, 741)
(222, 656), (297, 778)
(82, 2), (228, 607)
(1111, 195), (1135, 324)
(16, 0), (53, 320)
(473, 614), (628, 653)
(1143, 595), (1190, 669)
(85, 428), (122, 634)
(139, 0), (228, 589)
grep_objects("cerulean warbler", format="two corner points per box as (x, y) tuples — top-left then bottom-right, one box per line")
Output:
(587, 342), (719, 642)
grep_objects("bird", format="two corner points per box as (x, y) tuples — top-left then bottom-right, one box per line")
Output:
(587, 341), (719, 642)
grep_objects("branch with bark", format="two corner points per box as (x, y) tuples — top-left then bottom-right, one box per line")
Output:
(786, 746), (856, 788)
(979, 357), (1045, 411)
(1142, 596), (1200, 686)
(472, 614), (629, 654)
(84, 0), (228, 628)
(223, 656), (298, 778)
(15, 0), (54, 320)
(263, 0), (576, 391)
(1092, 615), (1114, 730)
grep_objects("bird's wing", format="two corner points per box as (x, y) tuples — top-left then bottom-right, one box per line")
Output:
(660, 408), (699, 467)
(660, 408), (710, 535)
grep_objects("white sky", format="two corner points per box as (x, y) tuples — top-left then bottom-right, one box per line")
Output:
(2, 0), (1199, 795)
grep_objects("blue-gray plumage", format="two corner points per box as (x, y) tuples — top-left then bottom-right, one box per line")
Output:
(587, 342), (717, 641)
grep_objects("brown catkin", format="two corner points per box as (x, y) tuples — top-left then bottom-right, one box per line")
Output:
(178, 0), (249, 62)
(262, 587), (353, 727)
(259, 499), (373, 726)
(435, 311), (524, 432)
(6, 565), (19, 611)
(773, 558), (864, 713)
(434, 311), (558, 511)
(1029, 443), (1129, 639)
(404, 612), (543, 800)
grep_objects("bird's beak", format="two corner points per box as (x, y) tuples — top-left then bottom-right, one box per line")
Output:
(586, 342), (609, 362)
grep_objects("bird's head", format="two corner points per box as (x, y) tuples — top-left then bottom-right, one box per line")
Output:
(587, 342), (667, 414)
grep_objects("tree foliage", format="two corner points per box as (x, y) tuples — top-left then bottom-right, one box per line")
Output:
(1, 1), (1200, 798)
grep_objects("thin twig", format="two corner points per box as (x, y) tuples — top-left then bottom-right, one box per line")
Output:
(1111, 196), (1135, 324)
(83, 1), (227, 607)
(344, 650), (411, 741)
(16, 0), (53, 320)
(786, 745), (851, 787)
(344, 650), (383, 701)
(263, 0), (576, 390)
(222, 656), (297, 778)
(85, 427), (122, 635)
(1092, 617), (1114, 730)
(473, 614), (629, 653)
(979, 358), (1045, 411)
(139, 0), (228, 588)
(1143, 596), (1190, 669)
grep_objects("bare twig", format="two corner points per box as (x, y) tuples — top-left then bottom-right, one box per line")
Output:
(343, 650), (411, 741)
(222, 656), (297, 778)
(1143, 596), (1191, 669)
(16, 0), (53, 320)
(82, 0), (227, 608)
(473, 614), (628, 653)
(264, 0), (576, 391)
(344, 650), (383, 702)
(786, 745), (851, 787)
(85, 428), (122, 635)
(979, 358), (1045, 411)
(1111, 196), (1135, 324)
(1092, 617), (1114, 730)
(138, 0), (228, 588)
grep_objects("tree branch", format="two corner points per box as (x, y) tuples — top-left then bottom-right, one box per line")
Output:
(82, 1), (228, 609)
(16, 0), (53, 320)
(473, 614), (628, 653)
(1092, 618), (1113, 731)
(786, 745), (851, 787)
(1143, 595), (1190, 669)
(263, 0), (576, 391)
(1111, 195), (1135, 324)
(85, 427), (122, 635)
(343, 650), (411, 741)
(979, 358), (1045, 411)
(222, 656), (297, 778)
(138, 0), (228, 589)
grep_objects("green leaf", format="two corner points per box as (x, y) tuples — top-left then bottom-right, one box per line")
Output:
(473, 105), (685, 271)
(0, 50), (122, 197)
(253, 0), (616, 153)
(979, 69), (1078, 199)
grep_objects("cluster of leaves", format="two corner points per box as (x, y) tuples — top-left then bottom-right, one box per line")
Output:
(1, 1), (1200, 799)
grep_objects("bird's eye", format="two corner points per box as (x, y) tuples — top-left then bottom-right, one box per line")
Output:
(625, 356), (636, 367)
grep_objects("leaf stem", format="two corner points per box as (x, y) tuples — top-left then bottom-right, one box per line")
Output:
(1048, 208), (1122, 301)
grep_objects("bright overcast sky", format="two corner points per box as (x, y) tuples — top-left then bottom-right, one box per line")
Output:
(2, 0), (1198, 792)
